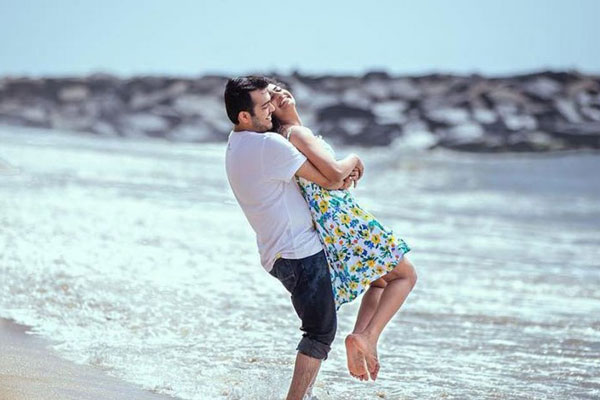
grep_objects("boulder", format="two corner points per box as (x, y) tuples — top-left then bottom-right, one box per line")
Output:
(317, 104), (374, 122)
(523, 77), (562, 100)
(472, 108), (497, 124)
(372, 101), (408, 125)
(425, 107), (470, 126)
(0, 70), (599, 151)
(58, 85), (90, 102)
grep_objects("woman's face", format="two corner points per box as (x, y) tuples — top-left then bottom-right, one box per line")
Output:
(267, 83), (296, 117)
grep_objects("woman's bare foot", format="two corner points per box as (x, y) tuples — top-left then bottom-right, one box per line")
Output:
(350, 371), (369, 381)
(345, 334), (369, 380)
(345, 333), (380, 380)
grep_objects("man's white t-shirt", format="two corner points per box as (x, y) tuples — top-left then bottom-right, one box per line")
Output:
(225, 130), (323, 272)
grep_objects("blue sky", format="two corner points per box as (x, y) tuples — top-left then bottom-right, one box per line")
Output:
(0, 0), (598, 77)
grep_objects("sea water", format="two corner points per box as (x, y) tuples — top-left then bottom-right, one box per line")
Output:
(1, 126), (599, 399)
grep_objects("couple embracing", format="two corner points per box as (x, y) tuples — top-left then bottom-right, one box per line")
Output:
(224, 76), (417, 400)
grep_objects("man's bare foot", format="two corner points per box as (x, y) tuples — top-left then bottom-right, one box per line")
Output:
(345, 334), (369, 380)
(345, 333), (380, 381)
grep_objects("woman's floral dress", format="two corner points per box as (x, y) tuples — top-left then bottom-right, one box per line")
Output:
(293, 134), (411, 310)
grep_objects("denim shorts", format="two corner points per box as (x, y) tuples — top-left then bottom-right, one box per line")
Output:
(269, 250), (337, 360)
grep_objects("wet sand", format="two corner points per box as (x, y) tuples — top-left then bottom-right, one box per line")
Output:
(0, 318), (176, 400)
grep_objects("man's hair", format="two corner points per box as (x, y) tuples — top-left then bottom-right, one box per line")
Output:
(224, 76), (270, 124)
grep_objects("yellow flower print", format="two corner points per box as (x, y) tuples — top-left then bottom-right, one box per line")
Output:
(367, 259), (376, 268)
(341, 214), (351, 225)
(350, 263), (358, 272)
(351, 206), (362, 217)
(360, 229), (370, 239)
(375, 265), (385, 275)
(372, 234), (381, 245)
(361, 278), (370, 287)
(319, 200), (329, 213)
(349, 281), (358, 291)
(334, 227), (344, 237)
(353, 246), (364, 256)
(324, 235), (334, 245)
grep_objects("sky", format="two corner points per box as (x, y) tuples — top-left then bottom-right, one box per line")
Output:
(0, 0), (599, 77)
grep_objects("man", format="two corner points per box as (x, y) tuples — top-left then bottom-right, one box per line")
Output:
(224, 76), (357, 400)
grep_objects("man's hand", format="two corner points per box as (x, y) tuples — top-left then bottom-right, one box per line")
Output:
(354, 157), (364, 180)
(341, 177), (353, 190)
(295, 153), (365, 191)
(341, 168), (361, 189)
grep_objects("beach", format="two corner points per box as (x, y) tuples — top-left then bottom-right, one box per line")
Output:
(0, 318), (175, 400)
(1, 126), (599, 399)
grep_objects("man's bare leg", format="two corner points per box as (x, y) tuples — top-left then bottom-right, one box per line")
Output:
(345, 281), (385, 381)
(346, 257), (417, 380)
(286, 352), (321, 400)
(304, 360), (321, 399)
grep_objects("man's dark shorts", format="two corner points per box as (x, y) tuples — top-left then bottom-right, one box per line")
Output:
(269, 250), (337, 360)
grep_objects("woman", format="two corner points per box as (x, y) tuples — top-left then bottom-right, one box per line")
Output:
(267, 82), (418, 382)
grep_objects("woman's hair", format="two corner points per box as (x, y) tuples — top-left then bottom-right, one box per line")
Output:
(266, 77), (291, 134)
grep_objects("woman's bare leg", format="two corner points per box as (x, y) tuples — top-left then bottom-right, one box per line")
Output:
(346, 256), (417, 380)
(353, 279), (387, 334)
(346, 279), (386, 380)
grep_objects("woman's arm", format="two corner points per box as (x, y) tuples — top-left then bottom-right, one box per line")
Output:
(288, 126), (362, 182)
(295, 159), (344, 190)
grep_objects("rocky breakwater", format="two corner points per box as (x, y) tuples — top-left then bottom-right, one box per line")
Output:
(0, 71), (599, 152)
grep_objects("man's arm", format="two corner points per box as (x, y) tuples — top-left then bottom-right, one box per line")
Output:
(295, 159), (344, 190)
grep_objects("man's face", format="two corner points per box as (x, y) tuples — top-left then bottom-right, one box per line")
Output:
(247, 88), (275, 132)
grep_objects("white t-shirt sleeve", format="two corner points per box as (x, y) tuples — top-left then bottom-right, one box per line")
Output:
(262, 133), (307, 182)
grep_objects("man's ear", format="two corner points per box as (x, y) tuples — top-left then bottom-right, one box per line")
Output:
(238, 111), (251, 125)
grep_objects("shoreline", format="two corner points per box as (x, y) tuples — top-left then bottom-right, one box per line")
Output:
(0, 318), (177, 400)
